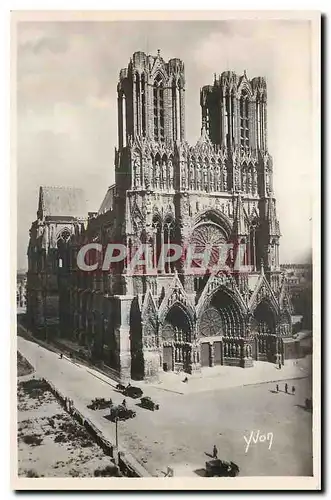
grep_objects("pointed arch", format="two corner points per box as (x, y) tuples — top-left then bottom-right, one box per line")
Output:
(193, 208), (232, 241)
(197, 280), (246, 339)
(196, 273), (247, 320)
(158, 274), (195, 326)
(249, 274), (280, 317)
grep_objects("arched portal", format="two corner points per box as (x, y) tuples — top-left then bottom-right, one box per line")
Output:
(253, 300), (276, 334)
(252, 300), (278, 362)
(161, 303), (192, 373)
(198, 287), (245, 367)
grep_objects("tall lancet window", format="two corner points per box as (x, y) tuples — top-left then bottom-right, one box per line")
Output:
(172, 80), (180, 141)
(240, 90), (249, 148)
(153, 74), (165, 142)
(135, 74), (140, 135)
(225, 92), (233, 147)
(141, 74), (146, 137)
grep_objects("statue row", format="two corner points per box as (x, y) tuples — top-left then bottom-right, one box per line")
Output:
(133, 156), (267, 196)
(241, 168), (259, 195)
(182, 161), (228, 192)
(223, 342), (251, 358)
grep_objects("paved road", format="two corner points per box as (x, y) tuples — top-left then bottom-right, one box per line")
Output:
(17, 333), (312, 477)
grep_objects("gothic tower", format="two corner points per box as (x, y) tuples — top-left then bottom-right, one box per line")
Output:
(200, 71), (281, 288)
(115, 50), (185, 193)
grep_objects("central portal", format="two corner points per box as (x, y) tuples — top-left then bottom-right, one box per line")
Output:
(161, 303), (193, 373)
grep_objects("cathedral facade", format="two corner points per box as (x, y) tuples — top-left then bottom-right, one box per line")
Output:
(43, 51), (292, 381)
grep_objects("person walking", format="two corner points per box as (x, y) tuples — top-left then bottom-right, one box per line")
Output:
(276, 384), (279, 392)
(212, 445), (218, 459)
(292, 385), (295, 395)
(285, 383), (288, 394)
(122, 399), (127, 408)
(278, 362), (282, 370)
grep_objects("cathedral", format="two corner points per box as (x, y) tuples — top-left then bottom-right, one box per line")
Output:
(27, 50), (293, 382)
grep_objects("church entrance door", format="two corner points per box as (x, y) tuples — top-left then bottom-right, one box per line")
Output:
(214, 341), (222, 365)
(200, 343), (210, 367)
(163, 345), (173, 372)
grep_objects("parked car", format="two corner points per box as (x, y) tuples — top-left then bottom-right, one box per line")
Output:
(116, 383), (126, 392)
(123, 386), (143, 399)
(87, 397), (112, 410)
(140, 396), (159, 411)
(205, 459), (240, 477)
(109, 404), (136, 422)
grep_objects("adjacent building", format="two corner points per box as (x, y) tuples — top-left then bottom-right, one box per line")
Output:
(26, 186), (87, 335)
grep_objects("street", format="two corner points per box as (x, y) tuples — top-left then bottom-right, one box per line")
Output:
(17, 333), (312, 477)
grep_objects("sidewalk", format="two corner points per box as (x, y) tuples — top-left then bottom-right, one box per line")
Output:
(135, 357), (311, 395)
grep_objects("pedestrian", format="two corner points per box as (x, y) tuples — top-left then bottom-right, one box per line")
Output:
(59, 353), (63, 359)
(285, 383), (288, 394)
(292, 386), (295, 395)
(212, 445), (218, 459)
(122, 399), (126, 408)
(276, 384), (279, 392)
(278, 362), (282, 370)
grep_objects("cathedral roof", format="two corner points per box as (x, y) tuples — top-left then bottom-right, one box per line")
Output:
(38, 186), (87, 219)
(98, 184), (116, 215)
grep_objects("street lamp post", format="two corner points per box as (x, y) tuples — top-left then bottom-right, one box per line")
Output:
(115, 416), (119, 449)
(114, 416), (119, 465)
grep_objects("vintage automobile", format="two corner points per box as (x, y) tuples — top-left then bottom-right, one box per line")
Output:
(116, 383), (126, 392)
(205, 459), (240, 477)
(87, 397), (112, 410)
(109, 404), (136, 422)
(140, 396), (159, 411)
(123, 385), (143, 399)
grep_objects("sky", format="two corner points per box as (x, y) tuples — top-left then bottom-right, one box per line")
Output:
(16, 19), (313, 270)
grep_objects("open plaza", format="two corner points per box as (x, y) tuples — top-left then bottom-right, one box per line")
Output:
(17, 329), (312, 477)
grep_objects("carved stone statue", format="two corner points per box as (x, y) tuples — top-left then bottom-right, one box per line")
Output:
(242, 169), (247, 193)
(210, 168), (215, 191)
(162, 161), (167, 188)
(169, 160), (174, 189)
(181, 163), (187, 189)
(203, 165), (208, 190)
(196, 163), (201, 190)
(189, 162), (195, 190)
(235, 163), (241, 191)
(144, 160), (151, 189)
(223, 166), (228, 190)
(155, 161), (160, 188)
(247, 170), (252, 194)
(133, 159), (140, 188)
(253, 168), (258, 195)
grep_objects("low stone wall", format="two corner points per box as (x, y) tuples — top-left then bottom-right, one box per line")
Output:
(18, 322), (152, 477)
(40, 377), (146, 477)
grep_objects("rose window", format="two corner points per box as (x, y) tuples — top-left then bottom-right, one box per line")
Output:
(199, 307), (224, 337)
(190, 223), (227, 268)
